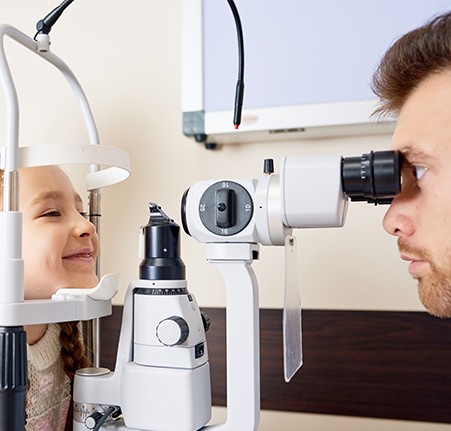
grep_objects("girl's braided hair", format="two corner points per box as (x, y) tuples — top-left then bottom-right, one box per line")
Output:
(60, 321), (90, 431)
(59, 321), (90, 381)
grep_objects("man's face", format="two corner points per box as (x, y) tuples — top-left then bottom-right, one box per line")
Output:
(383, 69), (451, 318)
(20, 166), (99, 299)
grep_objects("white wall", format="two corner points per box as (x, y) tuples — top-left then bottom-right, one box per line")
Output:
(0, 1), (445, 430)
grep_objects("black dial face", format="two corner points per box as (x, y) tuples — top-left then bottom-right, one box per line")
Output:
(199, 181), (253, 236)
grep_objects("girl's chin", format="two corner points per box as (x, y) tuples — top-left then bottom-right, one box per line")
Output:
(55, 274), (99, 291)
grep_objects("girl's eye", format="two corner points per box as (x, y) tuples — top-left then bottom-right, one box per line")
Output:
(42, 210), (61, 217)
(79, 211), (88, 219)
(413, 165), (428, 181)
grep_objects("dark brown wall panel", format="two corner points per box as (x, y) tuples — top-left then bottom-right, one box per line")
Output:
(99, 306), (451, 423)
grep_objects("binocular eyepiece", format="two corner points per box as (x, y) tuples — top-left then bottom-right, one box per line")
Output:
(342, 150), (401, 205)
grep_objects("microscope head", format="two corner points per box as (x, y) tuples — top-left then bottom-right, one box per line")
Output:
(181, 150), (401, 246)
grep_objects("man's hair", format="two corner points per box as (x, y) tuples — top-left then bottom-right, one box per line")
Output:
(372, 11), (451, 117)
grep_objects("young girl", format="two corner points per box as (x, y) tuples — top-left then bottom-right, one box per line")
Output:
(2, 165), (99, 430)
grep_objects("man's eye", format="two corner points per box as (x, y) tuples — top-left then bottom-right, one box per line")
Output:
(413, 165), (428, 180)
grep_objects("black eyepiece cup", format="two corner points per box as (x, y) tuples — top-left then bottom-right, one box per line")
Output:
(342, 150), (401, 205)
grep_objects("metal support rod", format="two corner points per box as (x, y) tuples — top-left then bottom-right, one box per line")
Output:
(88, 189), (101, 367)
(85, 318), (100, 368)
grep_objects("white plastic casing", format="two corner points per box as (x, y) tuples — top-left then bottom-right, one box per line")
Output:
(73, 279), (211, 431)
(0, 212), (23, 303)
(183, 156), (347, 247)
(184, 178), (288, 246)
(280, 156), (348, 228)
(133, 285), (208, 369)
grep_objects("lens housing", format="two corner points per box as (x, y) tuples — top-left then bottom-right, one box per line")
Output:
(342, 150), (401, 205)
(139, 203), (186, 281)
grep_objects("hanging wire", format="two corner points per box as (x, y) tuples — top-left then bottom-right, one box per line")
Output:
(34, 0), (75, 39)
(227, 0), (245, 129)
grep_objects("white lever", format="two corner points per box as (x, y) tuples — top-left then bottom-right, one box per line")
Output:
(283, 234), (303, 382)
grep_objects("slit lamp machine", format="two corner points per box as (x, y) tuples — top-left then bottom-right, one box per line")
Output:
(0, 8), (401, 431)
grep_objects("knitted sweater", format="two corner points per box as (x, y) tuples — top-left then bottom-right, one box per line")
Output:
(26, 323), (71, 431)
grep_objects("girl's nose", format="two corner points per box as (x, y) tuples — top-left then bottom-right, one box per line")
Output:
(75, 213), (97, 238)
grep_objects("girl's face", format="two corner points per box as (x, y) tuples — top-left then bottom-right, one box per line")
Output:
(20, 166), (99, 300)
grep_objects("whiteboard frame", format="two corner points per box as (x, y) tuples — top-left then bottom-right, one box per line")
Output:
(181, 0), (398, 145)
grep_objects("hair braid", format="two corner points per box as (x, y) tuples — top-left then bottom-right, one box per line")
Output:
(60, 322), (91, 431)
(59, 321), (90, 382)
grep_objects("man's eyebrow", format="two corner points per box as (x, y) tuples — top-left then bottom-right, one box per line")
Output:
(397, 146), (434, 161)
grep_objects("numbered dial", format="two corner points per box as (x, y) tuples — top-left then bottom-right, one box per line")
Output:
(199, 181), (253, 236)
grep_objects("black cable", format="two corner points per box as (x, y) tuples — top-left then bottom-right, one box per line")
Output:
(34, 0), (76, 39)
(227, 0), (245, 129)
(92, 406), (116, 431)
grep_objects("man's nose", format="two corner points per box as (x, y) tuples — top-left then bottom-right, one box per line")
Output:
(382, 195), (415, 238)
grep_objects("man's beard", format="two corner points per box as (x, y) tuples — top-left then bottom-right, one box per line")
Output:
(398, 239), (451, 318)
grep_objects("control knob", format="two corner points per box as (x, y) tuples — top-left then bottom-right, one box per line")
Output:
(156, 316), (189, 346)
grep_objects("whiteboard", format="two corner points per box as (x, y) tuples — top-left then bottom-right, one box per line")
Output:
(182, 0), (451, 145)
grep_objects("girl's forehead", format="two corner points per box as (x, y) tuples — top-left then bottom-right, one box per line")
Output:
(19, 166), (79, 204)
(20, 166), (71, 187)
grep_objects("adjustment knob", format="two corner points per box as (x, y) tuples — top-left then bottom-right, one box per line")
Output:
(263, 158), (274, 175)
(156, 316), (189, 346)
(215, 188), (236, 228)
(201, 310), (211, 332)
(198, 181), (253, 236)
(85, 412), (103, 430)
